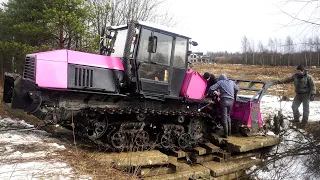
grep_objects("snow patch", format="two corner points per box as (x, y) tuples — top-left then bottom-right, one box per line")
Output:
(0, 117), (91, 179)
(0, 162), (76, 179)
(49, 143), (66, 150)
(260, 95), (320, 122)
(0, 117), (34, 129)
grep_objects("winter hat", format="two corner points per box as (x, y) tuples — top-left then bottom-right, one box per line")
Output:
(296, 65), (305, 71)
(203, 72), (210, 79)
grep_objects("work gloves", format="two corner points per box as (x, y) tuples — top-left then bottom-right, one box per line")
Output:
(310, 94), (315, 101)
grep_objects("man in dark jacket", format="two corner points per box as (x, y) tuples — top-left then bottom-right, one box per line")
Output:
(274, 65), (316, 128)
(208, 74), (239, 138)
(203, 72), (218, 96)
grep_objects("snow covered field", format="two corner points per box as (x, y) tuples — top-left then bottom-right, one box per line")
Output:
(0, 95), (319, 180)
(0, 117), (91, 180)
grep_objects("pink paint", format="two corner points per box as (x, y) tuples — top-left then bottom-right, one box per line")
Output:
(33, 49), (124, 70)
(230, 101), (263, 127)
(180, 70), (207, 99)
(36, 59), (68, 88)
(67, 50), (124, 70)
(31, 49), (124, 89)
(33, 49), (68, 63)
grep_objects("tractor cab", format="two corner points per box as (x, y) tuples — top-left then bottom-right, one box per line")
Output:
(100, 21), (201, 100)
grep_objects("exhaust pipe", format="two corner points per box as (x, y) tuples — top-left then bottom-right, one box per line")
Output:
(122, 20), (136, 87)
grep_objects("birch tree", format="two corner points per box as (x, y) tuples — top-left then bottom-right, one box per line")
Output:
(242, 36), (249, 64)
(314, 36), (320, 67)
(285, 36), (294, 66)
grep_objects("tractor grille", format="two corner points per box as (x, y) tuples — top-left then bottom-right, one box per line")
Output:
(23, 56), (36, 81)
(74, 67), (93, 87)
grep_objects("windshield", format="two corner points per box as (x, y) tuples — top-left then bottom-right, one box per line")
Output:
(110, 29), (127, 57)
(137, 28), (173, 66)
(173, 37), (187, 68)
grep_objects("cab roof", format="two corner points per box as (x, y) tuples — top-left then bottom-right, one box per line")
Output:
(110, 21), (191, 39)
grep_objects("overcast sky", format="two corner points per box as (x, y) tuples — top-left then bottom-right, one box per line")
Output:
(165, 0), (319, 53)
(1, 0), (318, 53)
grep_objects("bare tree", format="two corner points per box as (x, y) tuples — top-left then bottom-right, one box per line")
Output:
(302, 36), (308, 66)
(285, 36), (294, 66)
(308, 37), (313, 66)
(268, 38), (275, 65)
(242, 36), (249, 64)
(277, 1), (320, 27)
(109, 0), (176, 26)
(258, 41), (265, 66)
(87, 0), (111, 35)
(314, 36), (320, 66)
(251, 39), (255, 65)
(277, 39), (283, 66)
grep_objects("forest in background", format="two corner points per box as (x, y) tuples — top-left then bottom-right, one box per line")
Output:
(0, 0), (174, 76)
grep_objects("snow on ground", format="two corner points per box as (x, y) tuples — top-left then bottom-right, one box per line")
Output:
(0, 117), (91, 180)
(248, 95), (320, 180)
(260, 95), (320, 122)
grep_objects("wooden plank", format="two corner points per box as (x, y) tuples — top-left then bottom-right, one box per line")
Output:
(211, 170), (246, 180)
(202, 142), (221, 153)
(93, 150), (168, 167)
(224, 135), (280, 153)
(168, 156), (177, 163)
(144, 165), (210, 180)
(215, 151), (231, 161)
(169, 160), (191, 172)
(193, 146), (207, 155)
(213, 156), (224, 163)
(172, 150), (186, 158)
(190, 155), (204, 164)
(203, 157), (261, 177)
(140, 166), (175, 177)
(230, 152), (261, 161)
(190, 154), (216, 164)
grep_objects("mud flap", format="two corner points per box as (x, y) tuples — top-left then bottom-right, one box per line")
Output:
(3, 75), (15, 103)
(8, 76), (42, 114)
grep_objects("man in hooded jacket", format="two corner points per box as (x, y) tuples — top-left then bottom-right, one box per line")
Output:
(208, 74), (239, 138)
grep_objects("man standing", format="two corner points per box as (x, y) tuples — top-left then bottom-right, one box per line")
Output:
(274, 65), (316, 128)
(208, 74), (239, 138)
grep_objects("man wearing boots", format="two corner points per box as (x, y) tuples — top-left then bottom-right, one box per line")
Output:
(274, 65), (316, 128)
(208, 74), (239, 138)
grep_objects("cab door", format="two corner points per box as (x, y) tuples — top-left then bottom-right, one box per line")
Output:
(136, 28), (173, 97)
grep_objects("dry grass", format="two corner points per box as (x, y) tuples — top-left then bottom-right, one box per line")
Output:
(194, 63), (320, 98)
(58, 148), (139, 180)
